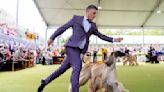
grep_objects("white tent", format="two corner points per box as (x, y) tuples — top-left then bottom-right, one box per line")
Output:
(34, 0), (164, 28)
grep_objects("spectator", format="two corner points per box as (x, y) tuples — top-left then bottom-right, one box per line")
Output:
(43, 51), (52, 65)
(59, 47), (65, 56)
(93, 48), (98, 63)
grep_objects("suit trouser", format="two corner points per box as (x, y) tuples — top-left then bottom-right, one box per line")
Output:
(44, 46), (82, 92)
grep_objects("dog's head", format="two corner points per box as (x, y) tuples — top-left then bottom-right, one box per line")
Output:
(105, 51), (126, 66)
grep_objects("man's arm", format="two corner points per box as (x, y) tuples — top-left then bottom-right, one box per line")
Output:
(48, 16), (75, 46)
(93, 24), (123, 43)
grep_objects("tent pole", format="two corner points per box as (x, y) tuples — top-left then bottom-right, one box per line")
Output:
(142, 28), (145, 47)
(45, 27), (48, 50)
(16, 0), (19, 27)
(57, 36), (60, 47)
(12, 0), (19, 72)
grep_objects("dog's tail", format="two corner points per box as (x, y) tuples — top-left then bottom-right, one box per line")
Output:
(79, 64), (93, 86)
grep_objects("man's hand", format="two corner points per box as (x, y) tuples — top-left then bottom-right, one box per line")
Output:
(113, 37), (123, 42)
(47, 39), (53, 47)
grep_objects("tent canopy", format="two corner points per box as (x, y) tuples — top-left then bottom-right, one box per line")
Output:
(34, 0), (164, 28)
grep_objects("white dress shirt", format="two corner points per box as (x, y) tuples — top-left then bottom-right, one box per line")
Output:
(78, 16), (91, 49)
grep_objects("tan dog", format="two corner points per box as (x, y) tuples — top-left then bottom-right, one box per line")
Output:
(69, 51), (129, 92)
(82, 52), (92, 64)
(122, 54), (138, 66)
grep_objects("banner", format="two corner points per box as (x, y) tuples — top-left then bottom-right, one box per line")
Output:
(25, 31), (37, 40)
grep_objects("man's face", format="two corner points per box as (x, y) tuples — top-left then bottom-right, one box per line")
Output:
(86, 9), (97, 21)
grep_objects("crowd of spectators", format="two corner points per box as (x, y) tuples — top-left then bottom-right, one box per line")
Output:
(87, 44), (164, 63)
(0, 40), (66, 71)
(1, 36), (164, 71)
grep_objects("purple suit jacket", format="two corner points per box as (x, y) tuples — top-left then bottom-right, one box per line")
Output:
(50, 15), (113, 53)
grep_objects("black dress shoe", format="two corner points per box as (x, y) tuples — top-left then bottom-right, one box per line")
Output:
(37, 79), (46, 92)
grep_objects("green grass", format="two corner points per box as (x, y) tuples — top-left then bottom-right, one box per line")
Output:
(0, 63), (164, 92)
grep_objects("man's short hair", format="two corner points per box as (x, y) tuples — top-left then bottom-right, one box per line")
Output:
(86, 5), (98, 10)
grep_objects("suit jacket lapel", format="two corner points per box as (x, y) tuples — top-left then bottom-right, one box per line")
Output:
(78, 16), (85, 32)
(77, 16), (94, 34)
(87, 22), (94, 34)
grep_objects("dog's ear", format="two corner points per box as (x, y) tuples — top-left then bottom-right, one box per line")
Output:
(113, 51), (126, 58)
(104, 56), (114, 66)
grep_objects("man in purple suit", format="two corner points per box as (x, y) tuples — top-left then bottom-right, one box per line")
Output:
(38, 5), (123, 92)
